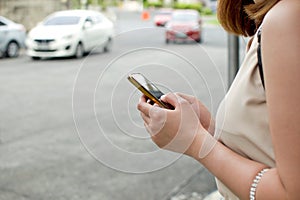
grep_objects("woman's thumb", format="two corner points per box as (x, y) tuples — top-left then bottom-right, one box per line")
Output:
(161, 93), (181, 108)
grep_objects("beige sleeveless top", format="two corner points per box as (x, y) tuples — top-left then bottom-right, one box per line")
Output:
(214, 31), (276, 199)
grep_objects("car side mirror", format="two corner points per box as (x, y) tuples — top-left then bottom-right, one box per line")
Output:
(83, 21), (93, 29)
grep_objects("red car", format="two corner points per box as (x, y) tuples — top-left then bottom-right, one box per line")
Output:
(154, 9), (172, 27)
(165, 10), (202, 43)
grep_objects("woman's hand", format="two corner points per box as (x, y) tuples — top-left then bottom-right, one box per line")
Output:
(175, 93), (215, 135)
(137, 93), (209, 157)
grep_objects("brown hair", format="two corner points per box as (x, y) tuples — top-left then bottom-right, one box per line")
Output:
(217, 0), (281, 36)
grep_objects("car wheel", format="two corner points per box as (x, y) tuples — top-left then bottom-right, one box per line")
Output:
(74, 43), (84, 58)
(6, 41), (20, 58)
(103, 38), (112, 53)
(196, 37), (202, 43)
(31, 56), (40, 60)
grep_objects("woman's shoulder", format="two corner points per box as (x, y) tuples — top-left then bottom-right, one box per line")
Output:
(260, 0), (299, 85)
(262, 0), (299, 48)
(263, 0), (299, 30)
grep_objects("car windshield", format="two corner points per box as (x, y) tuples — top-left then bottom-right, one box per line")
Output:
(0, 17), (13, 25)
(172, 13), (197, 22)
(44, 16), (80, 25)
(157, 11), (172, 15)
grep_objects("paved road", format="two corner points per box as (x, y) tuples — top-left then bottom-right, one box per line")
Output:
(0, 10), (239, 200)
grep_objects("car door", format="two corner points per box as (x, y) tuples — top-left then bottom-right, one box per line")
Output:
(82, 16), (95, 51)
(91, 14), (109, 48)
(0, 19), (8, 53)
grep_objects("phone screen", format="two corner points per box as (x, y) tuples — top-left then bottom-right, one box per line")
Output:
(128, 73), (174, 109)
(132, 74), (164, 99)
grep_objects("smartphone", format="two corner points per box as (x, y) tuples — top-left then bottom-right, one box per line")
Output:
(127, 73), (174, 109)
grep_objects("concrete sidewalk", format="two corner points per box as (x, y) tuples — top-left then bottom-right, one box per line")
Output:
(165, 167), (222, 200)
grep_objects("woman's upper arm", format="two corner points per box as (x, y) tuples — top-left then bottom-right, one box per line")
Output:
(262, 0), (300, 197)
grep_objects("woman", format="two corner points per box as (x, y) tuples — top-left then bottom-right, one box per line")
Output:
(137, 0), (300, 199)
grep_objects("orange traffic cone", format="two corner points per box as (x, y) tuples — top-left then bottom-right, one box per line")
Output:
(141, 10), (150, 20)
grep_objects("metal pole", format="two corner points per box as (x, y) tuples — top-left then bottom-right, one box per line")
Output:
(228, 34), (239, 89)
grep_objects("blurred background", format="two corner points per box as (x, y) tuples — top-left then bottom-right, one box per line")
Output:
(0, 0), (217, 30)
(0, 0), (247, 199)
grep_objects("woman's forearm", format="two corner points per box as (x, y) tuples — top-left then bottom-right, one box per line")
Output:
(189, 132), (287, 200)
(207, 119), (215, 136)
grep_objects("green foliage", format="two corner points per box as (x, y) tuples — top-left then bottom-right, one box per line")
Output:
(205, 16), (220, 25)
(173, 2), (203, 13)
(171, 2), (215, 15)
(144, 1), (163, 8)
(202, 7), (213, 15)
(71, 0), (81, 9)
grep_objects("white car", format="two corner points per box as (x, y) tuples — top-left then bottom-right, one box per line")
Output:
(26, 10), (114, 60)
(0, 16), (26, 58)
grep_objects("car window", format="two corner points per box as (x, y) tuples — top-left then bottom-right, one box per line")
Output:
(85, 17), (93, 22)
(157, 11), (172, 15)
(44, 16), (80, 25)
(172, 13), (198, 22)
(0, 21), (6, 26)
(93, 15), (103, 24)
(84, 16), (95, 25)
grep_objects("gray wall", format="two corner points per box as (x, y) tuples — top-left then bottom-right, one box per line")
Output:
(0, 0), (71, 30)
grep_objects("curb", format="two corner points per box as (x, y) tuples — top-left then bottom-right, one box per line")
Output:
(164, 167), (217, 200)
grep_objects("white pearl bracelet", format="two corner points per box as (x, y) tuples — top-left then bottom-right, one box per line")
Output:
(250, 168), (269, 200)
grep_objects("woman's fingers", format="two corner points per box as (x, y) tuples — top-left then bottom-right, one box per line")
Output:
(142, 110), (167, 136)
(175, 93), (201, 118)
(139, 94), (147, 103)
(160, 93), (181, 108)
(140, 112), (150, 124)
(175, 92), (196, 104)
(137, 95), (152, 117)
